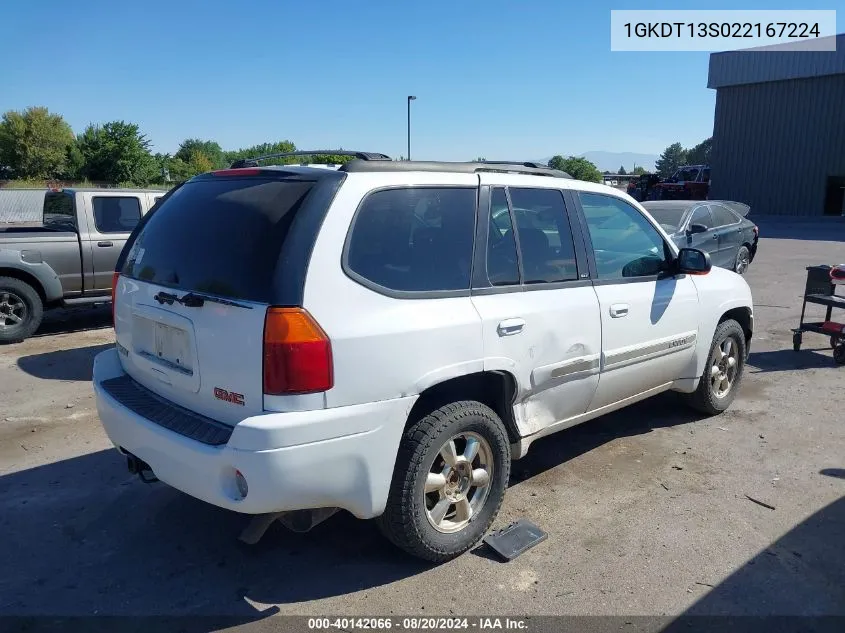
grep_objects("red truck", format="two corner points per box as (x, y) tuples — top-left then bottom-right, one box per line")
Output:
(650, 165), (710, 200)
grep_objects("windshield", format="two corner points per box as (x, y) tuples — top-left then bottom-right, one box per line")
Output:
(643, 205), (687, 232)
(671, 168), (700, 182)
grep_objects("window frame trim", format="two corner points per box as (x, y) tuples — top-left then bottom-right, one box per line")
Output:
(91, 195), (143, 234)
(340, 184), (479, 300)
(571, 190), (679, 286)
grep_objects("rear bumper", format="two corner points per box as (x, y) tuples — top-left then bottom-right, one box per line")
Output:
(93, 348), (415, 518)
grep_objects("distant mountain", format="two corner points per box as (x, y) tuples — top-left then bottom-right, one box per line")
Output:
(537, 151), (659, 173)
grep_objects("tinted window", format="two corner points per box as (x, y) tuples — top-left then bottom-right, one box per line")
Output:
(579, 192), (668, 279)
(42, 192), (75, 229)
(486, 188), (519, 286)
(122, 178), (316, 302)
(93, 197), (141, 233)
(509, 188), (578, 283)
(709, 204), (739, 226)
(689, 205), (713, 229)
(644, 204), (687, 231)
(347, 187), (476, 292)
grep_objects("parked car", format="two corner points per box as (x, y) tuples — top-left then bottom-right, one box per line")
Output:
(651, 165), (710, 200)
(93, 154), (754, 562)
(642, 200), (758, 274)
(0, 188), (166, 343)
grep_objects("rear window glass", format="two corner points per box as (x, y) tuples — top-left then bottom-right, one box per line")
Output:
(121, 178), (315, 303)
(346, 187), (476, 293)
(43, 192), (75, 229)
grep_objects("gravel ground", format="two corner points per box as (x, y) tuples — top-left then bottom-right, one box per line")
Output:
(0, 226), (843, 624)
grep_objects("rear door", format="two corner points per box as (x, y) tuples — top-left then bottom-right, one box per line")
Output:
(471, 180), (601, 434)
(114, 173), (321, 424)
(82, 192), (144, 291)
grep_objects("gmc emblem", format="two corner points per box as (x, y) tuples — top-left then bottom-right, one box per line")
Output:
(214, 387), (245, 406)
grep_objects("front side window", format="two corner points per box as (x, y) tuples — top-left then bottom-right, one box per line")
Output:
(346, 187), (476, 292)
(509, 188), (578, 283)
(709, 204), (739, 227)
(688, 205), (713, 229)
(93, 196), (142, 233)
(578, 192), (669, 280)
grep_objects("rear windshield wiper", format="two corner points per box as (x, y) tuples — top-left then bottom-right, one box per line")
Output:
(153, 291), (253, 310)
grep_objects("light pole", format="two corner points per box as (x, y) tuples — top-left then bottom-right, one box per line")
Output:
(407, 95), (416, 160)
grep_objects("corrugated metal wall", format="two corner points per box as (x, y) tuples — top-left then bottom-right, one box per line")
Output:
(709, 73), (845, 217)
(0, 189), (46, 223)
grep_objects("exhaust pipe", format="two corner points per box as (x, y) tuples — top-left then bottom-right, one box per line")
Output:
(239, 508), (339, 545)
(125, 452), (159, 484)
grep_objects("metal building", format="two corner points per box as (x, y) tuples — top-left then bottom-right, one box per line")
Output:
(708, 34), (845, 217)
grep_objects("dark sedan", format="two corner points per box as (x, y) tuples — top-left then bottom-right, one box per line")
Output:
(642, 200), (759, 274)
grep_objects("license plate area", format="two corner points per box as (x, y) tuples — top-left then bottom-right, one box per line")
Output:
(151, 322), (193, 375)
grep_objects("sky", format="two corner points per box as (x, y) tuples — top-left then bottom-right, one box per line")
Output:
(1, 0), (841, 163)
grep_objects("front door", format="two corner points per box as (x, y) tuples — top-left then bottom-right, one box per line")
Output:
(709, 203), (742, 269)
(684, 204), (719, 261)
(574, 192), (699, 410)
(471, 184), (602, 435)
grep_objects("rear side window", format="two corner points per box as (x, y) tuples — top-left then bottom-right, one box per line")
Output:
(122, 178), (316, 303)
(709, 204), (739, 226)
(508, 188), (578, 283)
(346, 187), (476, 293)
(93, 197), (142, 233)
(43, 192), (75, 229)
(486, 188), (520, 286)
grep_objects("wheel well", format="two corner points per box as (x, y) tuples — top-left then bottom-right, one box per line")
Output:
(407, 372), (521, 444)
(720, 307), (752, 348)
(0, 268), (46, 304)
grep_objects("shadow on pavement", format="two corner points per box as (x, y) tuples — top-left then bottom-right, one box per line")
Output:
(16, 343), (113, 381)
(33, 304), (113, 338)
(661, 494), (845, 629)
(820, 468), (845, 480)
(752, 220), (845, 243)
(746, 348), (840, 374)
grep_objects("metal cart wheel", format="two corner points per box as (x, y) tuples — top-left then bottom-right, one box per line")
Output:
(793, 332), (802, 352)
(834, 344), (845, 366)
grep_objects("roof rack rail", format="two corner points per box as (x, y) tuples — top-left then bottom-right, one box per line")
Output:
(340, 160), (573, 179)
(230, 150), (392, 169)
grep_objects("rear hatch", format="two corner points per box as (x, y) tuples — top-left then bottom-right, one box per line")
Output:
(113, 170), (327, 424)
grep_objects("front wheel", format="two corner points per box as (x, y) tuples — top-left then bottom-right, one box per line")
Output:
(377, 401), (511, 562)
(683, 319), (747, 415)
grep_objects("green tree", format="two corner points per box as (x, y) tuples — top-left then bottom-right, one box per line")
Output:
(175, 139), (225, 168)
(78, 121), (156, 184)
(632, 165), (648, 175)
(655, 142), (687, 178)
(685, 137), (712, 165)
(0, 106), (76, 179)
(618, 165), (627, 175)
(548, 155), (603, 183)
(224, 140), (296, 166)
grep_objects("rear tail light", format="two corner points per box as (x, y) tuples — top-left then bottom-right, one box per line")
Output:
(111, 272), (120, 325)
(263, 307), (333, 395)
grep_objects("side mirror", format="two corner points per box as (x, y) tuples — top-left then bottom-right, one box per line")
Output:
(687, 223), (708, 234)
(676, 248), (711, 275)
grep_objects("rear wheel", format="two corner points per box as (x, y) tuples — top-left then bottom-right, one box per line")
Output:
(0, 277), (43, 344)
(834, 344), (845, 366)
(684, 319), (746, 415)
(734, 246), (751, 275)
(377, 401), (510, 562)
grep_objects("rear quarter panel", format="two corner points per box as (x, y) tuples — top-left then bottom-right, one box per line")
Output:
(302, 172), (485, 410)
(0, 232), (80, 298)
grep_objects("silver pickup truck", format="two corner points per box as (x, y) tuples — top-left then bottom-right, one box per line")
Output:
(0, 188), (165, 343)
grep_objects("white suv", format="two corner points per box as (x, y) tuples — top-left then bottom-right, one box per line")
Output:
(93, 153), (754, 562)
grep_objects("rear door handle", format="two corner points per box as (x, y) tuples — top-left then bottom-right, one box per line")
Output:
(97, 241), (114, 247)
(609, 304), (629, 318)
(497, 318), (526, 336)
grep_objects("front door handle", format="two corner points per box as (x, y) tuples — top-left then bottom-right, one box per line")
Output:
(609, 304), (629, 318)
(97, 241), (114, 247)
(712, 234), (718, 240)
(497, 318), (526, 336)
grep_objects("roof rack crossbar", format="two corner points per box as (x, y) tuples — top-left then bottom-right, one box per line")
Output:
(230, 150), (391, 168)
(339, 160), (573, 179)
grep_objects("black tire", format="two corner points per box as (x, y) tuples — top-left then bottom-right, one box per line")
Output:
(377, 401), (511, 563)
(831, 336), (838, 350)
(793, 332), (802, 352)
(734, 245), (751, 275)
(683, 319), (747, 416)
(0, 277), (44, 344)
(834, 344), (845, 366)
